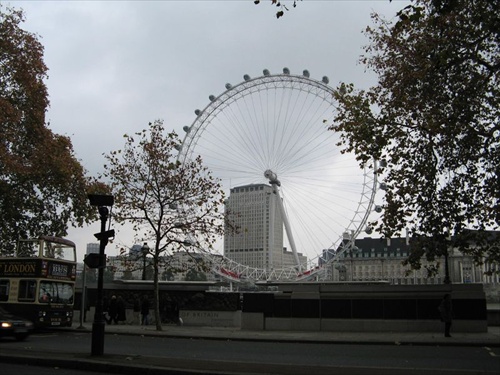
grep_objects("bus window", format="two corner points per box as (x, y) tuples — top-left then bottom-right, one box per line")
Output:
(0, 280), (9, 302)
(44, 243), (75, 262)
(18, 280), (36, 302)
(16, 242), (41, 257)
(39, 281), (74, 304)
(39, 288), (51, 303)
(55, 245), (76, 262)
(44, 243), (55, 258)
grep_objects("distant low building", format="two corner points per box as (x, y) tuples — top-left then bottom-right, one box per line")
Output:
(329, 235), (499, 300)
(104, 249), (219, 282)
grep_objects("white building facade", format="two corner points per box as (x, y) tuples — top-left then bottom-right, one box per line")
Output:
(329, 236), (499, 300)
(105, 250), (218, 282)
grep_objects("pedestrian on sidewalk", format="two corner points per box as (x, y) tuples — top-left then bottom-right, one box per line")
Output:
(102, 296), (110, 323)
(108, 295), (118, 324)
(117, 295), (127, 324)
(141, 295), (150, 326)
(438, 293), (453, 337)
(131, 295), (141, 325)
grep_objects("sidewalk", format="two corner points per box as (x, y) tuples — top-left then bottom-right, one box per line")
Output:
(75, 322), (500, 347)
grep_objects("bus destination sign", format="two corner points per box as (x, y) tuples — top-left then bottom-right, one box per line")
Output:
(0, 259), (76, 281)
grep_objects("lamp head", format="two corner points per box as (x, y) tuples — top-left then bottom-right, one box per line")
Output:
(88, 194), (114, 207)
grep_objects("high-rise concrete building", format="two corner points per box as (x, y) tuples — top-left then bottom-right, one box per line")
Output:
(86, 243), (100, 255)
(224, 184), (285, 270)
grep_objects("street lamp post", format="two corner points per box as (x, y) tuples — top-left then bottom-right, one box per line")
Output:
(77, 256), (87, 329)
(87, 194), (114, 357)
(141, 243), (149, 281)
(442, 232), (452, 285)
(444, 248), (451, 284)
(91, 205), (109, 355)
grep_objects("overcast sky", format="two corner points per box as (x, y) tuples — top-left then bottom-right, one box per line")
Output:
(9, 0), (408, 261)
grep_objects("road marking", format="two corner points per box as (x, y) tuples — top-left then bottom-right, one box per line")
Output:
(484, 347), (497, 357)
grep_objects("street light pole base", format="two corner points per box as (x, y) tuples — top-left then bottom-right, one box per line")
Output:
(91, 321), (105, 356)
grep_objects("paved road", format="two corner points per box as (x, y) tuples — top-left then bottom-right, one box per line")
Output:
(1, 330), (499, 374)
(0, 363), (111, 375)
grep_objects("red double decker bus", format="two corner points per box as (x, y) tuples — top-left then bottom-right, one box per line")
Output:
(0, 236), (77, 328)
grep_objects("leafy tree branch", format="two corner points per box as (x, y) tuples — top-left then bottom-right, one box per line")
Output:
(330, 0), (499, 274)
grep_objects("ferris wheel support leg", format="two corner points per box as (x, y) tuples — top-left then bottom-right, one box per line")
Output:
(271, 184), (302, 273)
(268, 191), (276, 272)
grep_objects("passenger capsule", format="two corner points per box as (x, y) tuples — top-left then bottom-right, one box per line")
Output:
(303, 70), (310, 77)
(322, 76), (329, 84)
(283, 67), (290, 75)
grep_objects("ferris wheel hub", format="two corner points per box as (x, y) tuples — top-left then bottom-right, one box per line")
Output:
(264, 169), (280, 186)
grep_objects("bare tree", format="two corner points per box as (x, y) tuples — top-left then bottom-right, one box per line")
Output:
(102, 120), (226, 330)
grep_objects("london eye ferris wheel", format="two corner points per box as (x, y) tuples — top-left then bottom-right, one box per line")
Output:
(176, 68), (383, 282)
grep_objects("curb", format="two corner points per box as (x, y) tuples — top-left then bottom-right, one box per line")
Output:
(60, 325), (500, 348)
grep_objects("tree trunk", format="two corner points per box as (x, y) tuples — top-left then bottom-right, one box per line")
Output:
(153, 254), (162, 331)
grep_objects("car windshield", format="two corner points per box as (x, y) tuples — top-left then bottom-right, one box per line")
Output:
(0, 306), (9, 315)
(0, 306), (14, 317)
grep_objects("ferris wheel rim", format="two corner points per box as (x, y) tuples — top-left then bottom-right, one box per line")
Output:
(177, 69), (379, 281)
(177, 72), (335, 164)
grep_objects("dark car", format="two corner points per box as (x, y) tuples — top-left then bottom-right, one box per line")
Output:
(0, 306), (34, 341)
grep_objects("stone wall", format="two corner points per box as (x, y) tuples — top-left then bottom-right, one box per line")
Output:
(241, 283), (488, 332)
(179, 310), (241, 327)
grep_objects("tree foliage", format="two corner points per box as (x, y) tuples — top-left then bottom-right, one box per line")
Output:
(330, 0), (499, 274)
(185, 268), (208, 282)
(253, 0), (300, 19)
(102, 120), (226, 329)
(0, 5), (103, 254)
